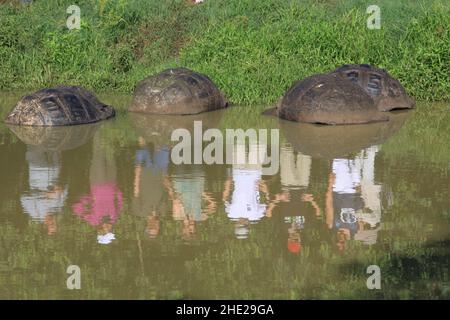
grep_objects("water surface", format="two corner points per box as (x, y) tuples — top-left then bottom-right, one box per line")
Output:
(0, 92), (449, 299)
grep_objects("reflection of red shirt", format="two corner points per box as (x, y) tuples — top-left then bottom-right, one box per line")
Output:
(72, 183), (123, 226)
(287, 239), (301, 254)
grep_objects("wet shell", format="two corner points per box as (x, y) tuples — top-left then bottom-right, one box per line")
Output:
(129, 68), (228, 115)
(276, 73), (388, 125)
(332, 64), (415, 111)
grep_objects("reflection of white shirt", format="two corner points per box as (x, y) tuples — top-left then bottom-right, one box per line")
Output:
(332, 146), (383, 244)
(21, 189), (67, 221)
(21, 159), (67, 222)
(225, 169), (266, 222)
(29, 165), (60, 191)
(332, 159), (361, 193)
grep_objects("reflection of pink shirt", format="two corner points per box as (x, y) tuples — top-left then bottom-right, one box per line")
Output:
(72, 183), (123, 226)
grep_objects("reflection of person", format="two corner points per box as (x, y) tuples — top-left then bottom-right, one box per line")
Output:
(20, 146), (67, 235)
(222, 143), (289, 239)
(277, 144), (318, 251)
(301, 145), (384, 250)
(72, 183), (123, 244)
(132, 136), (170, 239)
(328, 157), (362, 251)
(72, 135), (123, 244)
(223, 167), (267, 222)
(164, 167), (216, 241)
(280, 143), (319, 216)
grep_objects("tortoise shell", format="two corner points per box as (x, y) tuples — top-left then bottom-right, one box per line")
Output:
(4, 86), (115, 126)
(332, 64), (415, 111)
(276, 73), (388, 125)
(129, 68), (228, 115)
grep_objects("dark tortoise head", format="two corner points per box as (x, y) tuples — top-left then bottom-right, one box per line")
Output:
(332, 64), (415, 111)
(4, 86), (115, 126)
(275, 73), (388, 125)
(129, 68), (228, 115)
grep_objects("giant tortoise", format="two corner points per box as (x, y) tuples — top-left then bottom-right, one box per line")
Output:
(4, 86), (115, 126)
(129, 68), (228, 115)
(264, 73), (388, 125)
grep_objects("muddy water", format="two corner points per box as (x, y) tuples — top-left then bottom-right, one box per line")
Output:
(0, 92), (449, 299)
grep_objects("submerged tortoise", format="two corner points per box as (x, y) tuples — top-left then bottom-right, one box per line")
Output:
(129, 68), (228, 115)
(4, 86), (115, 126)
(332, 64), (415, 111)
(265, 73), (388, 125)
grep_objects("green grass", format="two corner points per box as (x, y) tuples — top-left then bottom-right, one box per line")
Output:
(0, 0), (449, 104)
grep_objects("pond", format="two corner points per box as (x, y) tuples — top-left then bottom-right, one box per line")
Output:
(0, 92), (449, 299)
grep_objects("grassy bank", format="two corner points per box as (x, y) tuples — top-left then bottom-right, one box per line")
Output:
(0, 0), (449, 104)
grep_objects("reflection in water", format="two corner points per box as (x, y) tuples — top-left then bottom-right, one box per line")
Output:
(355, 146), (382, 245)
(20, 146), (67, 233)
(7, 124), (100, 152)
(5, 96), (449, 299)
(279, 145), (312, 253)
(280, 113), (409, 251)
(130, 112), (222, 241)
(8, 124), (99, 235)
(286, 216), (304, 254)
(281, 111), (410, 160)
(327, 145), (383, 250)
(280, 145), (311, 189)
(223, 143), (290, 239)
(132, 137), (170, 239)
(6, 107), (408, 248)
(223, 144), (267, 239)
(72, 134), (123, 244)
(167, 168), (217, 241)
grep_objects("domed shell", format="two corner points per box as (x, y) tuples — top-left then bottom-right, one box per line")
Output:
(332, 64), (415, 111)
(129, 68), (228, 115)
(277, 73), (388, 125)
(4, 86), (115, 126)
